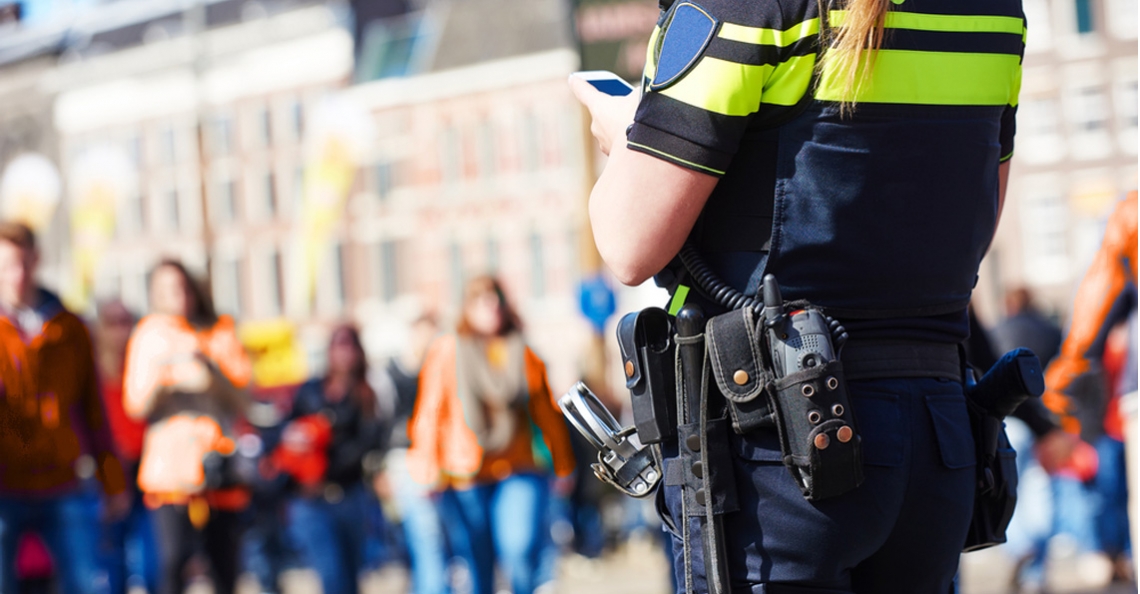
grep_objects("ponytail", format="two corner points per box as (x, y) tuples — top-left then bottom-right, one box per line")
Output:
(818, 0), (892, 112)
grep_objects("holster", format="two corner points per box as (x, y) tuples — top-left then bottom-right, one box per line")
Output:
(962, 348), (1044, 551)
(706, 307), (863, 501)
(618, 308), (678, 444)
(962, 397), (1018, 551)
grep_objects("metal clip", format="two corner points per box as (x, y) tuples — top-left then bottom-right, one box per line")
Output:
(559, 382), (661, 498)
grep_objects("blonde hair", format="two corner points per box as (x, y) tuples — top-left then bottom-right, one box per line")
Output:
(819, 0), (892, 111)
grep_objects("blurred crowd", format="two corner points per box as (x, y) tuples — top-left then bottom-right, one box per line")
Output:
(0, 221), (665, 594)
(0, 193), (1135, 594)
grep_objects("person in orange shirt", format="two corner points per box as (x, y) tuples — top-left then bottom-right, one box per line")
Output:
(0, 221), (128, 594)
(123, 259), (252, 594)
(407, 276), (574, 594)
(1043, 192), (1138, 578)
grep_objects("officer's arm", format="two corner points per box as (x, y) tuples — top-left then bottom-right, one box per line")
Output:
(570, 76), (718, 286)
(590, 144), (718, 285)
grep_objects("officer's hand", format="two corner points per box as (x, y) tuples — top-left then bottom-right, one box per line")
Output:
(568, 76), (639, 156)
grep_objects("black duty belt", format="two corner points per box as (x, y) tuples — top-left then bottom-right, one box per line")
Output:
(841, 341), (961, 383)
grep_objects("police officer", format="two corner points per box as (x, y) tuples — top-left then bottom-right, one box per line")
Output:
(569, 0), (1025, 589)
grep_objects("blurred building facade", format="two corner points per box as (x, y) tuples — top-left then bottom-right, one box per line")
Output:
(346, 0), (590, 390)
(0, 0), (599, 389)
(978, 0), (1137, 324)
(1, 0), (1134, 382)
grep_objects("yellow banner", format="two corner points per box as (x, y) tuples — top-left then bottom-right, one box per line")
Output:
(238, 319), (307, 388)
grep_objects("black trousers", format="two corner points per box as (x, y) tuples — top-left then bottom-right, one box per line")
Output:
(151, 505), (243, 594)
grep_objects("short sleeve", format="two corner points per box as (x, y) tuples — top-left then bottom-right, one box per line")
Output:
(999, 16), (1027, 163)
(628, 0), (819, 176)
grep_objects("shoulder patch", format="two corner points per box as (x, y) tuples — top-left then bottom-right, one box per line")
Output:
(650, 2), (719, 92)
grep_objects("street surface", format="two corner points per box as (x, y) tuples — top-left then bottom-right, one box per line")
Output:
(204, 537), (1136, 594)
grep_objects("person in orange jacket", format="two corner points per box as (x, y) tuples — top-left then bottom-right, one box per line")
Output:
(1044, 193), (1137, 438)
(0, 221), (128, 594)
(407, 275), (574, 594)
(123, 259), (252, 594)
(1043, 191), (1138, 577)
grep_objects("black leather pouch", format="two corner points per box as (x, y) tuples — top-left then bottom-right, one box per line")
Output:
(768, 361), (863, 501)
(617, 308), (678, 444)
(706, 307), (777, 434)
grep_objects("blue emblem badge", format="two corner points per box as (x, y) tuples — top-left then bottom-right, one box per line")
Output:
(650, 2), (718, 92)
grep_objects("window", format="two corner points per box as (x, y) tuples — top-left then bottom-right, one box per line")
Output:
(373, 162), (393, 201)
(530, 232), (545, 298)
(485, 237), (499, 272)
(377, 240), (402, 302)
(477, 120), (496, 177)
(160, 127), (176, 164)
(257, 107), (272, 148)
(166, 188), (181, 232)
(1065, 84), (1112, 159)
(213, 115), (233, 156)
(520, 111), (541, 172)
(293, 166), (305, 215)
(1017, 98), (1063, 163)
(1116, 76), (1138, 154)
(333, 243), (346, 308)
(264, 172), (277, 218)
(213, 257), (244, 316)
(266, 248), (283, 316)
(119, 192), (145, 236)
(450, 241), (464, 304)
(1075, 0), (1095, 33)
(291, 100), (304, 140)
(1071, 86), (1109, 131)
(356, 14), (429, 81)
(125, 135), (142, 166)
(440, 125), (462, 183)
(1118, 78), (1138, 128)
(213, 176), (237, 224)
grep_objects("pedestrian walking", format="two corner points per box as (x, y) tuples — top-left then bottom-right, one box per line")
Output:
(123, 259), (252, 594)
(407, 276), (575, 594)
(372, 314), (453, 594)
(0, 221), (128, 594)
(273, 324), (386, 594)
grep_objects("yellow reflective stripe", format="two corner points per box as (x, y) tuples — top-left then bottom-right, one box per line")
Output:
(627, 142), (727, 175)
(828, 10), (1025, 34)
(761, 55), (815, 105)
(816, 50), (1022, 106)
(659, 57), (769, 116)
(668, 285), (690, 316)
(718, 18), (820, 47)
(644, 26), (661, 81)
(1009, 58), (1022, 107)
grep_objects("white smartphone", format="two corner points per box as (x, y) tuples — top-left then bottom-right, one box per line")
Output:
(572, 70), (635, 97)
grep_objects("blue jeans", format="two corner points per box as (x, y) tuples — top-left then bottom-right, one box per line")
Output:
(440, 473), (550, 594)
(662, 377), (976, 594)
(102, 488), (159, 594)
(287, 485), (370, 594)
(1093, 435), (1131, 557)
(0, 492), (109, 594)
(389, 450), (451, 594)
